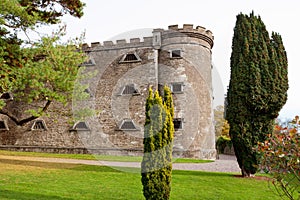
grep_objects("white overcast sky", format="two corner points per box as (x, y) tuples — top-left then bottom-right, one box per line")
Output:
(56, 0), (299, 120)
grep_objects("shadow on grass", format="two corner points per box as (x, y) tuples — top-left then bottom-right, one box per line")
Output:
(0, 189), (73, 200)
(0, 158), (77, 169)
(0, 157), (144, 174)
(70, 165), (133, 173)
(0, 159), (76, 169)
(0, 158), (121, 173)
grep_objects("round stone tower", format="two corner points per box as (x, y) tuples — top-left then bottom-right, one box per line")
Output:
(152, 24), (215, 158)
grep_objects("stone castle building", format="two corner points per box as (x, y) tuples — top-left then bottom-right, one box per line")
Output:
(0, 24), (216, 159)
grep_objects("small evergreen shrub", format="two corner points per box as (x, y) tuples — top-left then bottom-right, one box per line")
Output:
(141, 86), (174, 200)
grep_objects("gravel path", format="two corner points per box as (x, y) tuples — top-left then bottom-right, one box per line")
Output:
(0, 154), (241, 173)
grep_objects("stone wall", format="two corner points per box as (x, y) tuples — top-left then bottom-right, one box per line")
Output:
(0, 24), (216, 159)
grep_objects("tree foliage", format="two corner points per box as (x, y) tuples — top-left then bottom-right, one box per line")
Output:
(141, 86), (174, 200)
(221, 120), (230, 138)
(1, 0), (84, 29)
(0, 0), (87, 125)
(226, 12), (288, 177)
(0, 0), (85, 73)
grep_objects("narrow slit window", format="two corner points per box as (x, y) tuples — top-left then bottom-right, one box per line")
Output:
(158, 84), (164, 96)
(119, 119), (138, 131)
(121, 84), (139, 95)
(173, 118), (183, 130)
(31, 120), (47, 130)
(0, 120), (9, 130)
(170, 50), (182, 58)
(170, 83), (184, 93)
(119, 52), (141, 63)
(72, 121), (90, 131)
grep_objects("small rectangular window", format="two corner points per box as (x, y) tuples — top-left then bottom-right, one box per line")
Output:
(158, 84), (165, 96)
(170, 82), (184, 93)
(170, 50), (182, 58)
(173, 118), (183, 130)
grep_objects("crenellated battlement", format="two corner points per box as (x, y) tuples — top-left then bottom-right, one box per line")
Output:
(82, 24), (214, 51)
(82, 36), (154, 51)
(165, 24), (214, 48)
(167, 24), (213, 38)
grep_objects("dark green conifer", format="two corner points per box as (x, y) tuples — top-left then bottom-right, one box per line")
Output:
(226, 12), (288, 177)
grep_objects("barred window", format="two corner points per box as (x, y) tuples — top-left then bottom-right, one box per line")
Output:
(170, 82), (184, 93)
(121, 84), (139, 95)
(119, 52), (141, 63)
(124, 54), (138, 61)
(31, 120), (47, 130)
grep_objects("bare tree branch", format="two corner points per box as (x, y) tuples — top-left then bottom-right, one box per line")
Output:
(0, 100), (52, 126)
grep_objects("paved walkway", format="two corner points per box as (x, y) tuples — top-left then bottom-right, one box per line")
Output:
(0, 154), (241, 173)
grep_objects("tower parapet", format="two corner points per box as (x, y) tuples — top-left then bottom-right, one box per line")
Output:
(164, 24), (214, 49)
(167, 24), (213, 39)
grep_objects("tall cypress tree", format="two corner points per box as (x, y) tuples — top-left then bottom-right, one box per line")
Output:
(141, 86), (174, 200)
(226, 12), (288, 177)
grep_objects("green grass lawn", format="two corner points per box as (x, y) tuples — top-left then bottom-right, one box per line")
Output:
(0, 150), (212, 163)
(0, 157), (285, 200)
